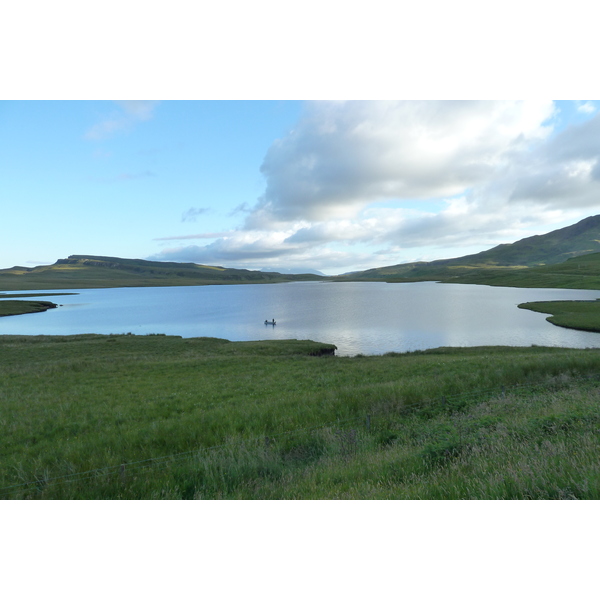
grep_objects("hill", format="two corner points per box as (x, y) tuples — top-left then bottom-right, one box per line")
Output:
(437, 214), (600, 267)
(0, 255), (324, 291)
(5, 216), (600, 292)
(338, 215), (600, 289)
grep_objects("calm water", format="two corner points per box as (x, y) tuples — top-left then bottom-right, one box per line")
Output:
(2, 281), (600, 356)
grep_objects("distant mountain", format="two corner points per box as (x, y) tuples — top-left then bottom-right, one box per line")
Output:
(0, 255), (324, 291)
(341, 215), (600, 282)
(437, 214), (600, 267)
(261, 267), (326, 276)
(5, 216), (600, 293)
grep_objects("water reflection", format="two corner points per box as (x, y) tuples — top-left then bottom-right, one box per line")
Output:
(2, 282), (600, 356)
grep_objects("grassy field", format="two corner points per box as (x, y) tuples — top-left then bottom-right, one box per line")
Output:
(2, 334), (600, 499)
(519, 299), (600, 333)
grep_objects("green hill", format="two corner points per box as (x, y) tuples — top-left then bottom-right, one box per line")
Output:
(441, 251), (600, 289)
(437, 214), (600, 267)
(0, 255), (324, 291)
(5, 216), (600, 292)
(339, 215), (600, 289)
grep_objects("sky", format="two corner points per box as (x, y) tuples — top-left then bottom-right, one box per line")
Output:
(2, 2), (600, 278)
(2, 99), (600, 275)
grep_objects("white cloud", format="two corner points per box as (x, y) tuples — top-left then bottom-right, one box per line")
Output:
(509, 111), (600, 208)
(117, 100), (158, 120)
(85, 101), (159, 140)
(153, 101), (600, 274)
(151, 230), (300, 265)
(248, 100), (555, 225)
(150, 237), (378, 274)
(577, 101), (596, 114)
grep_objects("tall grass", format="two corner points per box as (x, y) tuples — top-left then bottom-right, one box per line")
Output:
(2, 334), (600, 499)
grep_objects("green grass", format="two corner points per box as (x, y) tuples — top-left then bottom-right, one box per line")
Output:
(0, 300), (57, 317)
(519, 299), (600, 332)
(2, 334), (600, 499)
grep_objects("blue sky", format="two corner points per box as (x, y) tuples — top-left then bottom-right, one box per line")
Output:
(2, 99), (600, 275)
(2, 3), (600, 277)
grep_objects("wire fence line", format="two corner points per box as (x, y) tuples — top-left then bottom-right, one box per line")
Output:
(2, 374), (598, 498)
(0, 416), (361, 498)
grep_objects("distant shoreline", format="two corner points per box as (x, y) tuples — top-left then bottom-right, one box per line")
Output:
(0, 292), (77, 298)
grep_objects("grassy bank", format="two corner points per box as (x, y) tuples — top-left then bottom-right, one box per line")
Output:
(519, 299), (600, 333)
(0, 300), (57, 317)
(2, 335), (600, 499)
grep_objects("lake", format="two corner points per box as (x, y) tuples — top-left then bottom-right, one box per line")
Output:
(2, 281), (600, 355)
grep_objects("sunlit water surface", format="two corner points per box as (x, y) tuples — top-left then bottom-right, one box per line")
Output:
(3, 281), (600, 356)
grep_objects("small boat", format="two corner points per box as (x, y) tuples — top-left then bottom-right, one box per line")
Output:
(264, 319), (276, 325)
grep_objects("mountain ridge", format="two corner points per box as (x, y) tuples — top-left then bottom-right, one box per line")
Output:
(4, 215), (600, 291)
(0, 255), (324, 291)
(340, 214), (600, 282)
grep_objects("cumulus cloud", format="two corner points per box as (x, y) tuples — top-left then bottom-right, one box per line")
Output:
(284, 220), (375, 245)
(85, 100), (159, 140)
(247, 100), (555, 225)
(149, 236), (375, 273)
(377, 202), (536, 251)
(509, 111), (600, 208)
(577, 101), (596, 114)
(152, 101), (600, 274)
(150, 231), (300, 265)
